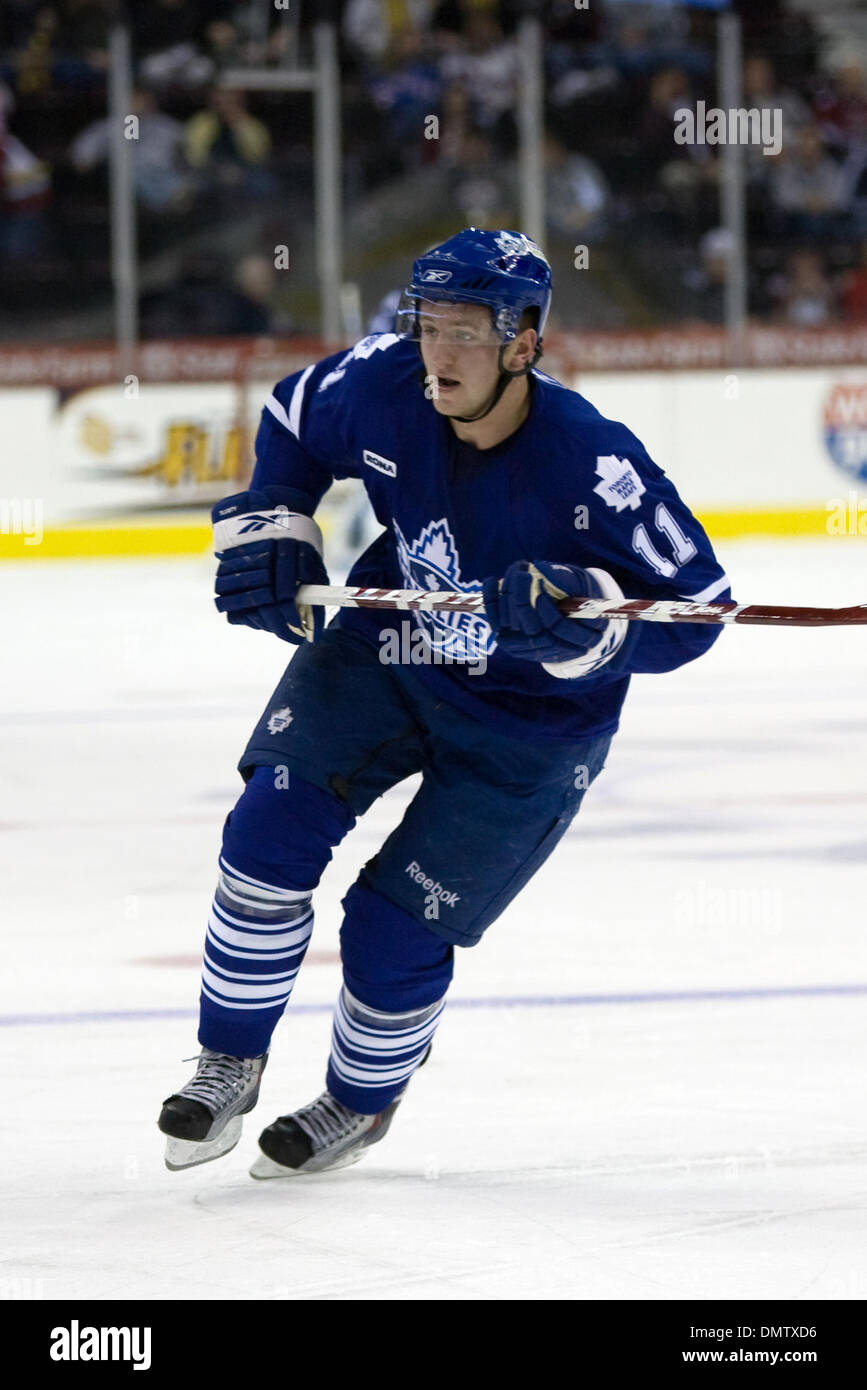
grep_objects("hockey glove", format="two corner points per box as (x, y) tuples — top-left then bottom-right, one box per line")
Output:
(212, 487), (329, 644)
(482, 561), (608, 663)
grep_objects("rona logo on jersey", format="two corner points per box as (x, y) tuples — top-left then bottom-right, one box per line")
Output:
(363, 448), (397, 477)
(50, 1321), (151, 1370)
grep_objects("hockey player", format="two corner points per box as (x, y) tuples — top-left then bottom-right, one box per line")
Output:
(158, 229), (731, 1177)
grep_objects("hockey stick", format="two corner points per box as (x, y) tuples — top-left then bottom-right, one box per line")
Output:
(296, 584), (867, 629)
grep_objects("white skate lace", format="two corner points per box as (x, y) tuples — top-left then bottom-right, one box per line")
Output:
(179, 1051), (258, 1111)
(292, 1092), (367, 1154)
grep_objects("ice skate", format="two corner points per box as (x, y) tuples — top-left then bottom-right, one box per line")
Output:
(158, 1048), (268, 1171)
(250, 1091), (400, 1178)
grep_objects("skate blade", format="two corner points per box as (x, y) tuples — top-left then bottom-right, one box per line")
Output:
(249, 1147), (365, 1180)
(164, 1116), (243, 1171)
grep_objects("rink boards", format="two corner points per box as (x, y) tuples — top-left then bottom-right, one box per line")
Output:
(2, 359), (867, 558)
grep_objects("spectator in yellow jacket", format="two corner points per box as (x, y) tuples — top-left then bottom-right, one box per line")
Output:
(185, 87), (273, 196)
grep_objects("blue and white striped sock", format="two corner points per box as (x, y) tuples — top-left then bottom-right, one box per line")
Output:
(325, 986), (446, 1115)
(198, 855), (314, 1058)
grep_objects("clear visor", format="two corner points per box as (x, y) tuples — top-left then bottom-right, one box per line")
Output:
(395, 291), (520, 346)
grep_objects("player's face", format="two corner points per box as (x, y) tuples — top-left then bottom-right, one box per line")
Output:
(417, 301), (504, 416)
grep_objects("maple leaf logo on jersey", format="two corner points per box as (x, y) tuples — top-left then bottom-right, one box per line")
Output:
(267, 706), (293, 734)
(592, 455), (646, 513)
(392, 518), (493, 660)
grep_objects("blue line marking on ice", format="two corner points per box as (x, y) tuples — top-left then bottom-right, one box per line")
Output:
(1, 983), (866, 1027)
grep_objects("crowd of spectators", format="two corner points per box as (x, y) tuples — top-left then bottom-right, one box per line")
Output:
(3, 0), (867, 335)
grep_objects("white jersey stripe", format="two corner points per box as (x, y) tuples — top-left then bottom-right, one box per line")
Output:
(329, 1041), (417, 1087)
(265, 391), (291, 431)
(201, 982), (293, 1011)
(218, 879), (311, 914)
(206, 942), (305, 965)
(201, 964), (297, 1002)
(342, 985), (442, 1025)
(207, 918), (312, 957)
(681, 573), (731, 604)
(203, 951), (300, 985)
(336, 1003), (442, 1037)
(210, 900), (313, 938)
(219, 856), (312, 901)
(288, 364), (315, 438)
(211, 895), (313, 932)
(334, 1008), (444, 1053)
(333, 1025), (432, 1058)
(326, 986), (446, 1101)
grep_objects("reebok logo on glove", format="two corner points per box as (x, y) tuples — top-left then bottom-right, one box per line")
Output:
(212, 486), (329, 646)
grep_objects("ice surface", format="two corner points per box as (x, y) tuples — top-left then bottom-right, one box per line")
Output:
(1, 537), (866, 1301)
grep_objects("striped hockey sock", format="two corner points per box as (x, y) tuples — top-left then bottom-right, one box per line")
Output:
(198, 856), (314, 1058)
(325, 986), (446, 1115)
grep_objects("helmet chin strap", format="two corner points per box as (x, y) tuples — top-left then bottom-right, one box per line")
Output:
(451, 342), (543, 424)
(418, 342), (543, 424)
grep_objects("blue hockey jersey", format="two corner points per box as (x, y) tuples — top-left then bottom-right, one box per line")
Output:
(249, 333), (731, 741)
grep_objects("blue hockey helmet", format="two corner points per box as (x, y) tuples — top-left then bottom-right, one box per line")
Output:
(396, 228), (553, 345)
